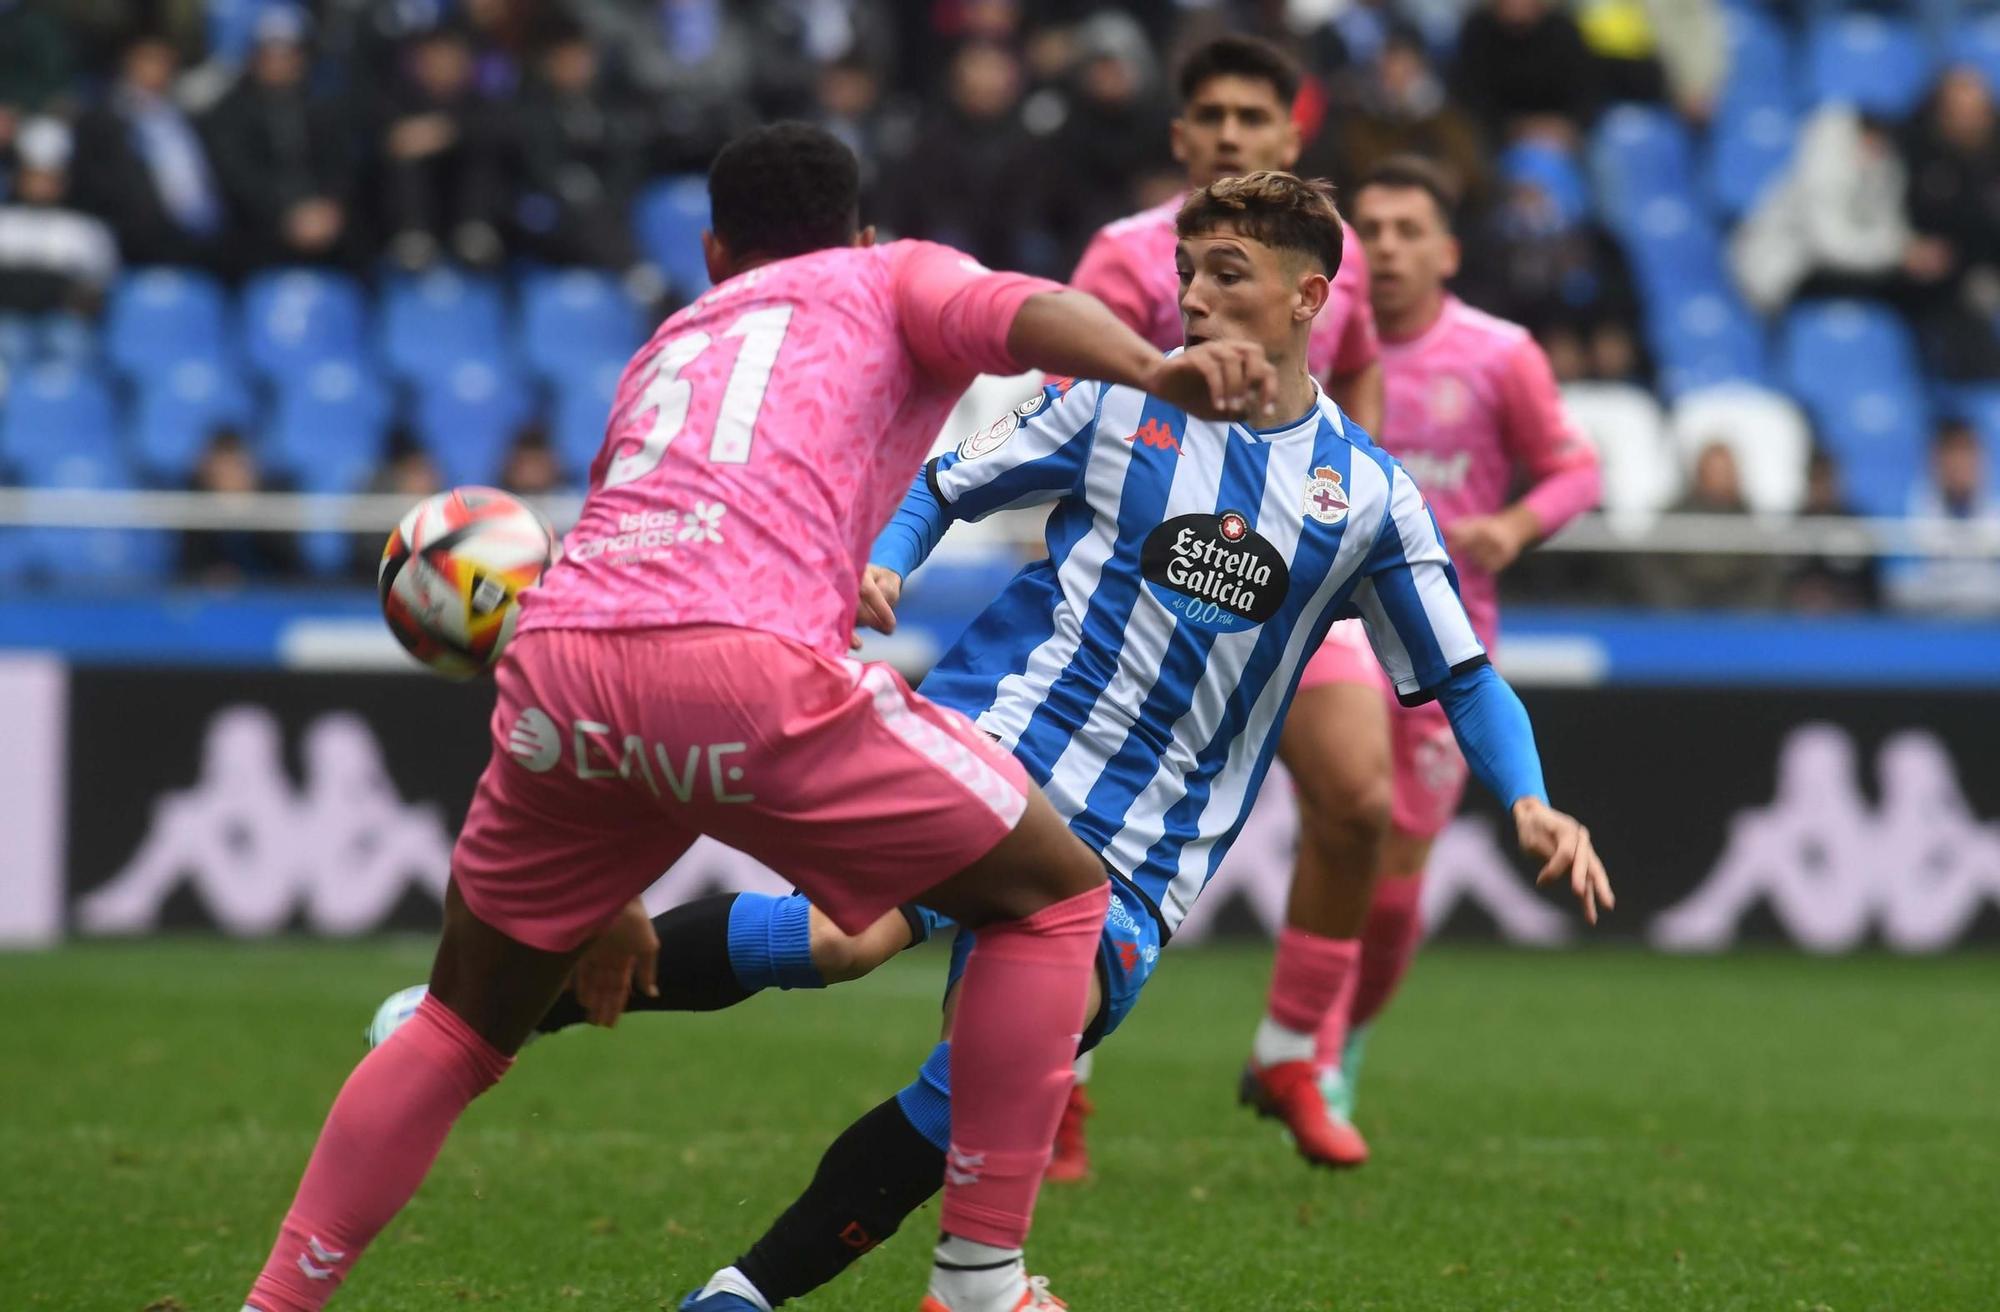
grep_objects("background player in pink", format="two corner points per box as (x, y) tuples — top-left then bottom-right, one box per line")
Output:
(1254, 154), (1605, 1160)
(237, 123), (1280, 1312)
(1051, 32), (1392, 1177)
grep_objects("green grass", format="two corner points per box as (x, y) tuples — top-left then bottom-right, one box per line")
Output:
(2, 942), (1996, 1312)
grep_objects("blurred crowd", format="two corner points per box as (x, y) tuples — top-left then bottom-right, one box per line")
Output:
(0, 0), (1996, 612)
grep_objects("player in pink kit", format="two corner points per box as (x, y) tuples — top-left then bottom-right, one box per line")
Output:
(1049, 33), (1391, 1179)
(1253, 156), (1605, 1157)
(237, 124), (1278, 1312)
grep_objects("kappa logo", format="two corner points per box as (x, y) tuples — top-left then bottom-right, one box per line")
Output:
(1125, 418), (1181, 453)
(1303, 465), (1349, 525)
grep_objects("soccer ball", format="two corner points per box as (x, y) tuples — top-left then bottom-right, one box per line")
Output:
(379, 487), (558, 679)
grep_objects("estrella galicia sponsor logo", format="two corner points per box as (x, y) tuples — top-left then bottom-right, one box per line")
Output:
(1140, 511), (1290, 632)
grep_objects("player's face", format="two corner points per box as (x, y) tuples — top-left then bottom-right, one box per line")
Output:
(1172, 76), (1300, 190)
(1176, 229), (1328, 359)
(1354, 184), (1459, 322)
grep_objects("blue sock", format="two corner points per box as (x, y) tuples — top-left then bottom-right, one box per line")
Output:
(726, 892), (823, 992)
(895, 1040), (953, 1152)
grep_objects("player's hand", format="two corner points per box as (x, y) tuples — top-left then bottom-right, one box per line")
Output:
(1512, 797), (1614, 926)
(571, 899), (659, 1027)
(1143, 341), (1279, 421)
(1446, 513), (1528, 573)
(856, 565), (903, 638)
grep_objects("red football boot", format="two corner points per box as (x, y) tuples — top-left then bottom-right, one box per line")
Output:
(1043, 1083), (1093, 1182)
(1237, 1060), (1368, 1168)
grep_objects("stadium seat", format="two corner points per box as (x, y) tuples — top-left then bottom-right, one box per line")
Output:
(132, 359), (255, 485)
(266, 359), (393, 493)
(635, 174), (714, 300)
(1669, 383), (1812, 515)
(1649, 286), (1769, 398)
(414, 357), (534, 487)
(1952, 13), (2000, 89)
(1620, 196), (1729, 303)
(1804, 14), (1933, 117)
(1717, 5), (1796, 119)
(1707, 104), (1798, 217)
(1778, 299), (1920, 402)
(0, 363), (120, 481)
(106, 268), (232, 376)
(519, 270), (644, 384)
(1560, 381), (1679, 530)
(1821, 387), (1932, 517)
(16, 444), (168, 583)
(551, 359), (626, 478)
(381, 268), (511, 384)
(1498, 143), (1591, 228)
(241, 268), (371, 382)
(1589, 106), (1697, 235)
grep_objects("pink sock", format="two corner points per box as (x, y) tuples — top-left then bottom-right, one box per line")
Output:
(1353, 873), (1426, 1030)
(1266, 927), (1361, 1034)
(939, 881), (1108, 1248)
(245, 995), (511, 1311)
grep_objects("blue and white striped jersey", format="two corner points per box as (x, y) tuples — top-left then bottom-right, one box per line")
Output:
(909, 372), (1485, 933)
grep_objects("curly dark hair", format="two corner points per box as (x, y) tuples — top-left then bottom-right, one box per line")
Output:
(1176, 170), (1344, 277)
(708, 122), (861, 262)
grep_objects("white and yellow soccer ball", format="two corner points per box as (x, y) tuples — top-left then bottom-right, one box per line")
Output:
(378, 487), (559, 679)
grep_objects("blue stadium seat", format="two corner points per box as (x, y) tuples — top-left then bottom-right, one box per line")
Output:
(1498, 143), (1591, 227)
(1649, 287), (1770, 398)
(1717, 6), (1796, 118)
(241, 268), (371, 382)
(1708, 104), (1797, 217)
(106, 268), (232, 376)
(1589, 106), (1697, 235)
(0, 364), (119, 481)
(414, 357), (534, 487)
(635, 175), (714, 299)
(266, 359), (393, 493)
(381, 268), (511, 383)
(16, 445), (169, 583)
(520, 270), (644, 383)
(1822, 388), (1932, 517)
(1778, 299), (1921, 401)
(1805, 14), (1933, 116)
(1950, 14), (2000, 90)
(552, 359), (626, 479)
(1619, 196), (1728, 302)
(132, 359), (255, 485)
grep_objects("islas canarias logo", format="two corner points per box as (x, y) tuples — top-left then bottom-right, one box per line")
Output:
(1139, 510), (1290, 632)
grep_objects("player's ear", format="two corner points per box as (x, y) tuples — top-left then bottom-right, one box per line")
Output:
(701, 230), (732, 284)
(1441, 232), (1462, 281)
(854, 224), (878, 249)
(1296, 269), (1330, 322)
(1169, 116), (1189, 167)
(1278, 117), (1301, 170)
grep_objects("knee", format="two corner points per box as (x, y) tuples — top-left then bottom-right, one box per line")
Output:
(1297, 773), (1392, 859)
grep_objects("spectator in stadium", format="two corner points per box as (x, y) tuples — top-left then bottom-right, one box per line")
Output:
(0, 0), (75, 149)
(1635, 439), (1787, 608)
(1574, 0), (1726, 125)
(810, 52), (905, 203)
(1901, 64), (2000, 380)
(507, 12), (647, 274)
(70, 28), (232, 272)
(204, 7), (363, 272)
(1309, 26), (1490, 211)
(884, 39), (1046, 273)
(1037, 11), (1172, 273)
(1888, 419), (2000, 615)
(179, 428), (300, 585)
(0, 117), (117, 319)
(1452, 0), (1601, 148)
(1730, 103), (1950, 314)
(499, 423), (567, 497)
(375, 21), (505, 271)
(1785, 447), (1880, 613)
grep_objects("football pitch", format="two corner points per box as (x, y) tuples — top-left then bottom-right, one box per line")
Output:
(4, 941), (1995, 1311)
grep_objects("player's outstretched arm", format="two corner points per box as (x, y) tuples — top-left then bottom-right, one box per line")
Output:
(1006, 289), (1280, 421)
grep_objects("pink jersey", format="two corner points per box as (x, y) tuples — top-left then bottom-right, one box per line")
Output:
(521, 240), (1056, 656)
(1071, 193), (1377, 382)
(1376, 296), (1600, 645)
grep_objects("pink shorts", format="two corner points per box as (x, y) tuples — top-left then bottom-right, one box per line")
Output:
(1294, 620), (1469, 840)
(453, 625), (1031, 951)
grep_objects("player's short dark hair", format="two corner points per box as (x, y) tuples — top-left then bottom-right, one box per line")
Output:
(708, 122), (861, 262)
(1357, 155), (1459, 229)
(1176, 170), (1343, 277)
(1176, 35), (1300, 109)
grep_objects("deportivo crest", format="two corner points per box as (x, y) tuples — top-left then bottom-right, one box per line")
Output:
(957, 411), (1018, 460)
(1303, 466), (1349, 525)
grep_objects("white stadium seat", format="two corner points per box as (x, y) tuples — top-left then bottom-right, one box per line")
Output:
(1670, 382), (1813, 517)
(1561, 382), (1679, 531)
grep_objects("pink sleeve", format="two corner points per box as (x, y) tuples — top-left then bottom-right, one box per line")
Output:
(891, 240), (1062, 381)
(1069, 231), (1156, 337)
(1497, 335), (1601, 536)
(1332, 228), (1379, 376)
